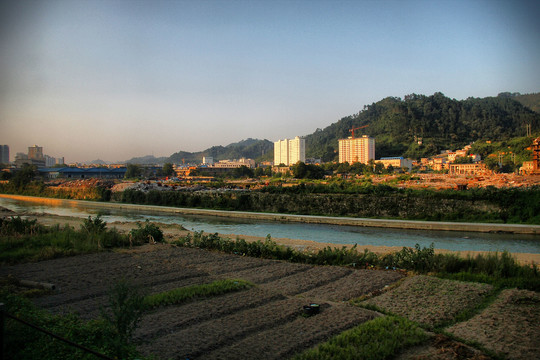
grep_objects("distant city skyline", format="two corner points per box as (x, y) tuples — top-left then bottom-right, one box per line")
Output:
(1, 0), (539, 163)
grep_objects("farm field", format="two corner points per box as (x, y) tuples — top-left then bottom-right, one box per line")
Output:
(1, 243), (538, 359)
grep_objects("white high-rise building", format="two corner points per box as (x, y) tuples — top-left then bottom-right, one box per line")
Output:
(338, 135), (375, 164)
(274, 136), (305, 166)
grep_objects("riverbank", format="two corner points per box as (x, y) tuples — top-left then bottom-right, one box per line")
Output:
(10, 208), (540, 266)
(2, 194), (540, 235)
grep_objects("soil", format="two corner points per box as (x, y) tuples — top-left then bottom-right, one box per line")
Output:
(361, 276), (494, 328)
(2, 213), (539, 359)
(447, 289), (540, 360)
(0, 244), (397, 359)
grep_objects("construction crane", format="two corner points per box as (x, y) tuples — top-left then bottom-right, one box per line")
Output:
(349, 124), (369, 139)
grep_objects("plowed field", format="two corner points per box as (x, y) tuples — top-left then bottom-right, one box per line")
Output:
(0, 244), (402, 359)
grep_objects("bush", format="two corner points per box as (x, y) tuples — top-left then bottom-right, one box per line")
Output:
(0, 216), (45, 236)
(0, 290), (141, 359)
(81, 215), (107, 234)
(129, 220), (164, 244)
(101, 279), (145, 358)
(381, 243), (435, 272)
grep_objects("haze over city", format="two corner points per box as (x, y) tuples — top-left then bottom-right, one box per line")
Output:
(1, 0), (539, 163)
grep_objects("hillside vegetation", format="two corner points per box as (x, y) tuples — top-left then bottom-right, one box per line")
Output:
(500, 92), (540, 114)
(305, 92), (540, 161)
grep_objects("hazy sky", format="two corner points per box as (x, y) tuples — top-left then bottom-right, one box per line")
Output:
(1, 0), (539, 163)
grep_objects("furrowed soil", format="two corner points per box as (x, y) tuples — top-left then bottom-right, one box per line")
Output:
(2, 245), (538, 359)
(0, 244), (399, 359)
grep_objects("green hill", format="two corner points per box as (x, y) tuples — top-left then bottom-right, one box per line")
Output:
(305, 92), (540, 161)
(499, 92), (540, 114)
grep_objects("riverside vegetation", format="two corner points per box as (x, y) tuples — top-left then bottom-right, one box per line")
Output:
(116, 183), (540, 224)
(2, 163), (540, 224)
(1, 216), (538, 359)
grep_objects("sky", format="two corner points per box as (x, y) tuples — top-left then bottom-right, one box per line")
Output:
(1, 0), (539, 163)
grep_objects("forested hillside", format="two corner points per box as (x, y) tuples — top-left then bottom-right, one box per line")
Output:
(305, 92), (540, 161)
(499, 92), (540, 114)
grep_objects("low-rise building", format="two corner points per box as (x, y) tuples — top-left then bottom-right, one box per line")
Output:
(377, 157), (413, 171)
(38, 167), (127, 179)
(448, 163), (488, 175)
(213, 158), (255, 168)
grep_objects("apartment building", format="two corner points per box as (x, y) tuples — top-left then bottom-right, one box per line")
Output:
(338, 135), (375, 164)
(274, 136), (306, 166)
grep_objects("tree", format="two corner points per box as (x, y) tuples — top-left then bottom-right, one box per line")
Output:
(292, 162), (308, 178)
(125, 164), (142, 179)
(484, 156), (500, 171)
(231, 165), (254, 178)
(11, 164), (37, 189)
(453, 156), (473, 164)
(162, 163), (175, 177)
(1, 171), (12, 180)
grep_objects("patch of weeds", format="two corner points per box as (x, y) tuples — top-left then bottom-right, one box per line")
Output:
(143, 279), (253, 309)
(293, 315), (428, 360)
(101, 279), (146, 358)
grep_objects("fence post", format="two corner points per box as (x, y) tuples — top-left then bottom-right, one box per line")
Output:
(0, 302), (4, 360)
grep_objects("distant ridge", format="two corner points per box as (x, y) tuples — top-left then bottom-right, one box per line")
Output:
(499, 92), (540, 114)
(124, 138), (273, 165)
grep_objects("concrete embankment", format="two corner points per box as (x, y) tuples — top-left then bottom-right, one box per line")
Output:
(1, 194), (540, 235)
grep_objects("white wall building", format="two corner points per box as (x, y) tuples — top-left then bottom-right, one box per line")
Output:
(377, 157), (413, 171)
(274, 136), (306, 166)
(338, 135), (375, 164)
(202, 156), (214, 165)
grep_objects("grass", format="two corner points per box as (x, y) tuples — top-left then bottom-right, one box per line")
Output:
(293, 315), (428, 360)
(143, 279), (254, 309)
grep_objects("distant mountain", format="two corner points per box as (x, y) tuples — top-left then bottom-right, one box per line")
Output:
(125, 155), (168, 165)
(499, 92), (540, 114)
(86, 159), (109, 165)
(124, 138), (273, 165)
(304, 92), (540, 161)
(167, 138), (273, 164)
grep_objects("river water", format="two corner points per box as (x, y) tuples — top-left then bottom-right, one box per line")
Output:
(1, 197), (539, 254)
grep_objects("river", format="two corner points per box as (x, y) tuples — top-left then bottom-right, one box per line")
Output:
(1, 196), (539, 254)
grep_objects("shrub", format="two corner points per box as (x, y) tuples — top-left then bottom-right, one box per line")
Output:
(381, 243), (435, 272)
(129, 220), (164, 244)
(101, 279), (145, 358)
(0, 216), (45, 236)
(81, 215), (107, 234)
